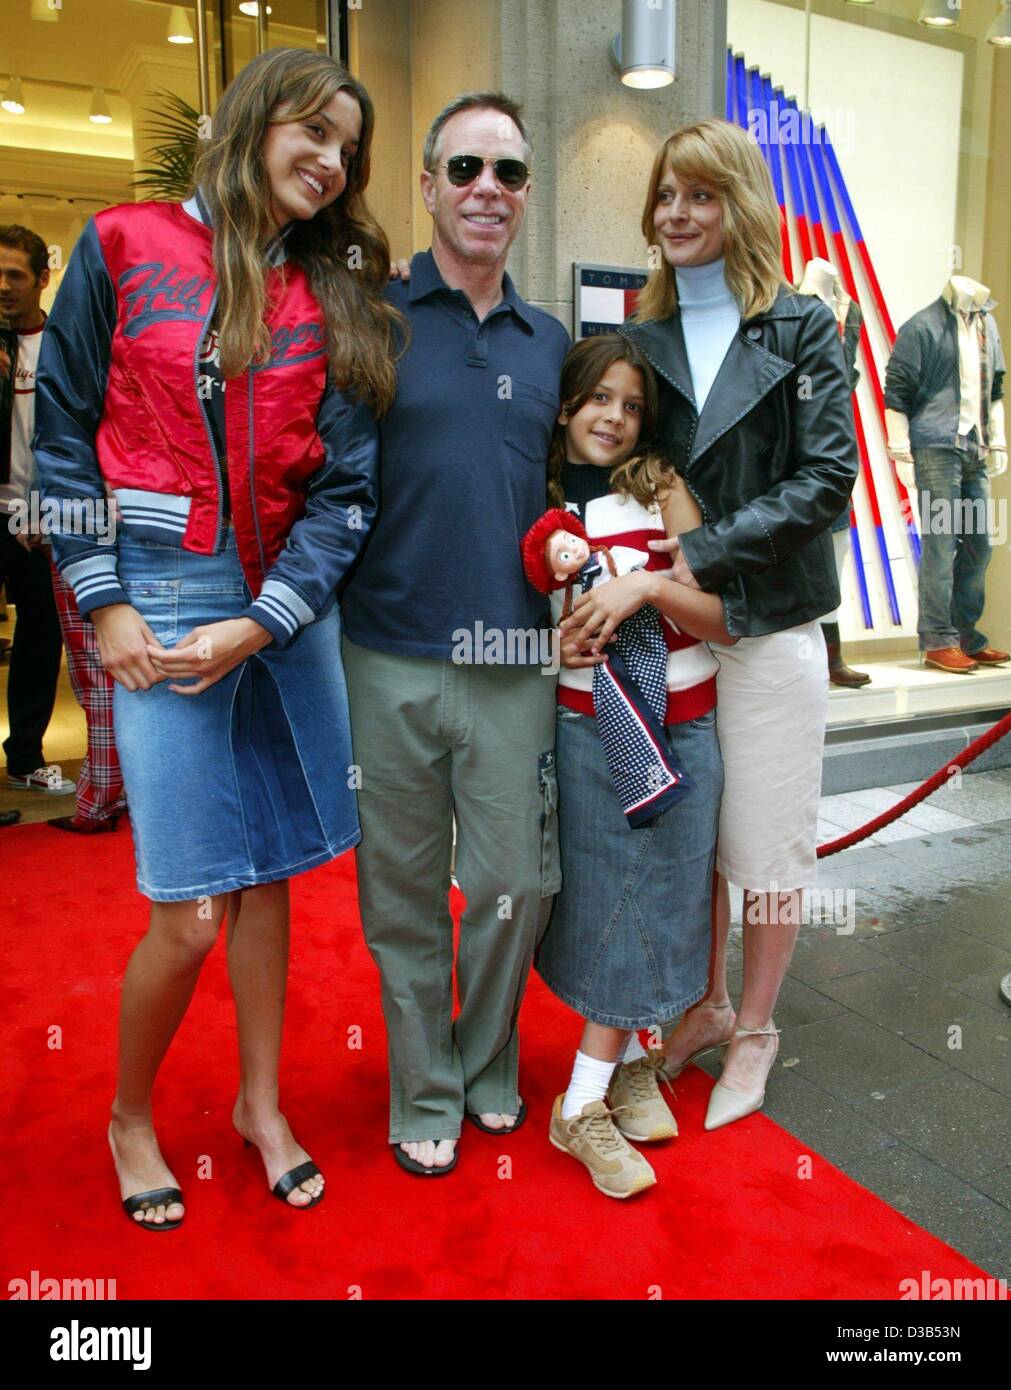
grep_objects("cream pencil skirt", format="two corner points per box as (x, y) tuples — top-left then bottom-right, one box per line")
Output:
(709, 620), (829, 891)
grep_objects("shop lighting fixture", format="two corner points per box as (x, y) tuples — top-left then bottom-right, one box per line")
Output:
(609, 0), (676, 88)
(239, 3), (273, 14)
(843, 1), (877, 6)
(89, 88), (112, 124)
(987, 3), (1011, 45)
(918, 0), (960, 27)
(30, 0), (60, 21)
(2, 76), (26, 115)
(167, 5), (195, 43)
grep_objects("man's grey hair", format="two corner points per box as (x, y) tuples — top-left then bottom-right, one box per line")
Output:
(422, 92), (533, 173)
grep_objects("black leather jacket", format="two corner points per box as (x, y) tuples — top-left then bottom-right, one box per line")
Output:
(619, 287), (858, 638)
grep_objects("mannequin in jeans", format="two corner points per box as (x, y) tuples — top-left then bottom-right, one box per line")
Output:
(885, 274), (1008, 674)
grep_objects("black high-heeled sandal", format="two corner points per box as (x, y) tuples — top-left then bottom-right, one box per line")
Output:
(122, 1187), (184, 1231)
(242, 1138), (325, 1209)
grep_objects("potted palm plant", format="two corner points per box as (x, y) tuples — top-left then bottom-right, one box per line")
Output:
(131, 90), (203, 201)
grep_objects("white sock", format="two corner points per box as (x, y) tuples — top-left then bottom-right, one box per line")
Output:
(620, 1032), (648, 1064)
(562, 1050), (620, 1119)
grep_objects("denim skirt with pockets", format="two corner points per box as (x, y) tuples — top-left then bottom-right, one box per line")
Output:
(113, 533), (360, 902)
(535, 704), (723, 1029)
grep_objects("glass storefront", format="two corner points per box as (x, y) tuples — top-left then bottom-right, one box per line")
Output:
(1, 0), (333, 305)
(726, 0), (1011, 724)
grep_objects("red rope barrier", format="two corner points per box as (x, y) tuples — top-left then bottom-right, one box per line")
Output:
(817, 708), (1011, 857)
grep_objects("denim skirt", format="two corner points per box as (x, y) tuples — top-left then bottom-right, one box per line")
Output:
(535, 706), (723, 1029)
(113, 534), (360, 901)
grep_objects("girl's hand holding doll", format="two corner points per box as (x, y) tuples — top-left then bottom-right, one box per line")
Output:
(560, 569), (657, 657)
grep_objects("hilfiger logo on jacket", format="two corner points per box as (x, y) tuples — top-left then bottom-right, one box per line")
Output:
(83, 194), (329, 605)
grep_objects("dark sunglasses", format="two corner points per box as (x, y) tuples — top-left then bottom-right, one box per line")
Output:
(439, 155), (529, 190)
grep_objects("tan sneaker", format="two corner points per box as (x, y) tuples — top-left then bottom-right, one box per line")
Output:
(549, 1095), (657, 1198)
(607, 1054), (678, 1141)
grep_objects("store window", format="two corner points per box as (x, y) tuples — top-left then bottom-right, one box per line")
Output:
(726, 0), (1011, 723)
(0, 1), (335, 305)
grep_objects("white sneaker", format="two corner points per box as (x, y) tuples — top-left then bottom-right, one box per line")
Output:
(7, 765), (76, 794)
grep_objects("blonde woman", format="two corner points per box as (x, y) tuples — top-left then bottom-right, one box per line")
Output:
(35, 49), (401, 1228)
(611, 118), (857, 1127)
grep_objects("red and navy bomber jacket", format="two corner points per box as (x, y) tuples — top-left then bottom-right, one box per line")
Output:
(33, 192), (378, 646)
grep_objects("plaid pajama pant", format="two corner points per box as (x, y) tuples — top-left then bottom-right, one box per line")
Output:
(50, 560), (127, 825)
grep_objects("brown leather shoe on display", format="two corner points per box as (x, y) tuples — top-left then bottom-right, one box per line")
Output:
(963, 645), (1010, 666)
(827, 643), (872, 687)
(923, 646), (979, 674)
(821, 621), (871, 688)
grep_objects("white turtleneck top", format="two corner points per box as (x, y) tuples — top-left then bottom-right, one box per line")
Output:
(675, 256), (742, 411)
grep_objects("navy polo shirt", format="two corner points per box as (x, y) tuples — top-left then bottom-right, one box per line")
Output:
(341, 248), (570, 661)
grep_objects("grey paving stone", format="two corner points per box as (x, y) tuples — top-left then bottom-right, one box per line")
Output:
(883, 883), (1011, 942)
(850, 1072), (1011, 1184)
(813, 959), (997, 1037)
(762, 1066), (902, 1170)
(843, 1147), (1011, 1280)
(902, 1014), (1011, 1096)
(861, 922), (1009, 983)
(782, 1013), (948, 1102)
(972, 1166), (1011, 1211)
(952, 969), (1011, 1014)
(766, 973), (849, 1029)
(874, 827), (1011, 870)
(787, 926), (898, 985)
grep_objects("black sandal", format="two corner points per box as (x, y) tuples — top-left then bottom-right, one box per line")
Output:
(465, 1100), (527, 1135)
(392, 1142), (459, 1176)
(242, 1138), (324, 1209)
(271, 1160), (325, 1209)
(122, 1186), (184, 1231)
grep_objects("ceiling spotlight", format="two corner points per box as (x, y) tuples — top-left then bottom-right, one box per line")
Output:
(167, 6), (194, 44)
(918, 1), (961, 27)
(987, 3), (1011, 45)
(609, 0), (676, 89)
(30, 0), (61, 21)
(90, 88), (112, 124)
(238, 3), (273, 14)
(2, 76), (26, 115)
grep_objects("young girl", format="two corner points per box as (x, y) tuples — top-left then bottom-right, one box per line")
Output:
(34, 49), (400, 1229)
(532, 333), (732, 1199)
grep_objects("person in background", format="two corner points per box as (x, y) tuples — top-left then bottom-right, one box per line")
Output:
(0, 225), (73, 797)
(47, 556), (128, 834)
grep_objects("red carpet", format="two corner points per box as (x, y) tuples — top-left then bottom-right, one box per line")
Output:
(0, 823), (995, 1300)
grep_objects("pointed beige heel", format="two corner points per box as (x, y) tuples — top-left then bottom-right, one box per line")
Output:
(704, 1020), (780, 1131)
(659, 1002), (736, 1081)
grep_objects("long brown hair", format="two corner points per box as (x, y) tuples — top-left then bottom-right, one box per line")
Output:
(633, 118), (788, 325)
(548, 334), (674, 509)
(192, 48), (403, 414)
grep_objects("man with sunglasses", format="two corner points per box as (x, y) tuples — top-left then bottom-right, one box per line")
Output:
(342, 92), (569, 1177)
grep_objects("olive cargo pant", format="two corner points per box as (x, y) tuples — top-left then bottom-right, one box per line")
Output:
(343, 637), (561, 1142)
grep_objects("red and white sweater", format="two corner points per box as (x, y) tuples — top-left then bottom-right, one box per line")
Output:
(552, 489), (719, 724)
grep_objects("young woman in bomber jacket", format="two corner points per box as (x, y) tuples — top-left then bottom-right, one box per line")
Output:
(34, 50), (402, 1229)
